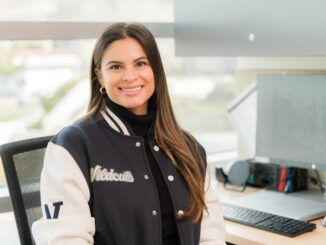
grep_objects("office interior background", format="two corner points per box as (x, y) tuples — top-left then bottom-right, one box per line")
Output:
(1, 0), (326, 243)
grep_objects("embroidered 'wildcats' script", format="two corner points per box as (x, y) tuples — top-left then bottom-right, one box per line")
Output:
(90, 165), (135, 183)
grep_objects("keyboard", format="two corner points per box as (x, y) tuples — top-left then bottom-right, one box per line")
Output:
(221, 203), (316, 237)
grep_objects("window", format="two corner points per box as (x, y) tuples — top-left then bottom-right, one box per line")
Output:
(0, 38), (237, 154)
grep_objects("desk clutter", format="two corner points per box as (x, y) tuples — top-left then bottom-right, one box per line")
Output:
(217, 161), (322, 238)
(215, 160), (308, 193)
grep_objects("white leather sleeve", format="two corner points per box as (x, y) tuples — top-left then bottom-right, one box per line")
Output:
(32, 142), (95, 245)
(200, 169), (226, 245)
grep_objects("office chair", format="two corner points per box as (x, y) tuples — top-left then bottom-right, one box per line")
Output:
(0, 136), (53, 245)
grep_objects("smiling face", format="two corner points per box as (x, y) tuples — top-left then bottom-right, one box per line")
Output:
(95, 38), (155, 115)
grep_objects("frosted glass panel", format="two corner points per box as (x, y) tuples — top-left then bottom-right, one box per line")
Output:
(175, 0), (326, 56)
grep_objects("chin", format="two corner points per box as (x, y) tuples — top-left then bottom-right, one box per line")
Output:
(123, 99), (145, 108)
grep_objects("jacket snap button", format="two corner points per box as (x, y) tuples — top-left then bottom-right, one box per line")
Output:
(152, 210), (157, 216)
(144, 175), (149, 180)
(153, 145), (159, 151)
(177, 210), (184, 216)
(168, 175), (174, 181)
(135, 142), (141, 147)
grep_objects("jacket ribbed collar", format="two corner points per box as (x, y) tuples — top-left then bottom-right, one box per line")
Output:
(100, 95), (155, 137)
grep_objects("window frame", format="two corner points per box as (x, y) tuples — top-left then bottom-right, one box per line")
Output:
(0, 22), (173, 40)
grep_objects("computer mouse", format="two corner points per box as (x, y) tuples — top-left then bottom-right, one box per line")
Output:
(323, 216), (326, 227)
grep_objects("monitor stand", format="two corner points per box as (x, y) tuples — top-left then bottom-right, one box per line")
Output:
(226, 189), (326, 221)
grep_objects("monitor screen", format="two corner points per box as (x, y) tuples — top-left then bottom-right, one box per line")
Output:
(256, 74), (326, 170)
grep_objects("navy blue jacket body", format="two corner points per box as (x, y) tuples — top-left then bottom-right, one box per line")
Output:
(50, 112), (202, 245)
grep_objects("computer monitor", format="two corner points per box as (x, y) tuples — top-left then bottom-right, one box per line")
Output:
(226, 74), (326, 221)
(228, 74), (326, 171)
(256, 74), (326, 171)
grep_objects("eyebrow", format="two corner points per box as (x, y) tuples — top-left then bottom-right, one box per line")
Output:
(104, 56), (148, 67)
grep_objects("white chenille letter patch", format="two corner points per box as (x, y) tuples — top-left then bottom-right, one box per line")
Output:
(90, 165), (134, 183)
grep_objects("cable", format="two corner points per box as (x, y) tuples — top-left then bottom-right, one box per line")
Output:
(314, 170), (325, 194)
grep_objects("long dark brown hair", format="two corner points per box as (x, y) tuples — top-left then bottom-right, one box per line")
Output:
(86, 22), (207, 222)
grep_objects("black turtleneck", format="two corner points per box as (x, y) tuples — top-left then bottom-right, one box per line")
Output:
(104, 96), (180, 245)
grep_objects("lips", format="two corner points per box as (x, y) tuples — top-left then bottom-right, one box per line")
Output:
(119, 85), (144, 96)
(120, 86), (143, 92)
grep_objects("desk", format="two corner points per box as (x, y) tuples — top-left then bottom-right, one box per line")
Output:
(215, 182), (325, 245)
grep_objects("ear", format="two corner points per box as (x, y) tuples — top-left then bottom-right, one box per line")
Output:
(94, 68), (104, 87)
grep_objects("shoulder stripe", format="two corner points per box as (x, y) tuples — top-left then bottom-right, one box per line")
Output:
(105, 110), (123, 133)
(106, 107), (130, 136)
(100, 110), (120, 133)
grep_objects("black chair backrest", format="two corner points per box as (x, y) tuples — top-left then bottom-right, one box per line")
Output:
(0, 136), (53, 245)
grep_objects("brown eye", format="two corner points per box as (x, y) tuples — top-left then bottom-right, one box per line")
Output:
(136, 61), (147, 67)
(110, 65), (121, 70)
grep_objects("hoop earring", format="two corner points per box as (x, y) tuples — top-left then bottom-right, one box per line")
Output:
(100, 87), (106, 95)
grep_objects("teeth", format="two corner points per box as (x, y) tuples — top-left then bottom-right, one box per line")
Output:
(121, 86), (142, 92)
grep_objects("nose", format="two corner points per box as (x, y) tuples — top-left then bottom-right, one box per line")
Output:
(123, 66), (138, 82)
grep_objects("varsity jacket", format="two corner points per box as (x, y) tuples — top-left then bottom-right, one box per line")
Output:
(32, 106), (226, 245)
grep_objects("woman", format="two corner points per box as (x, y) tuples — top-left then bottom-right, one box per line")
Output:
(32, 22), (225, 245)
